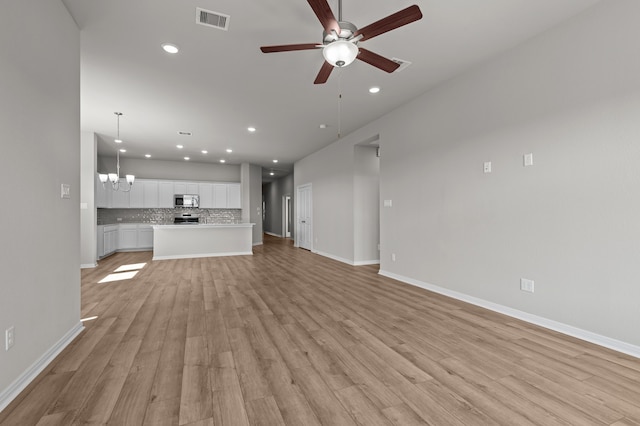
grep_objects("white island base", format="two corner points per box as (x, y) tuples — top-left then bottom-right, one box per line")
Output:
(152, 223), (255, 260)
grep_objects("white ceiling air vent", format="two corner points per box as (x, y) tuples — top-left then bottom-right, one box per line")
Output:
(391, 58), (412, 72)
(196, 7), (230, 31)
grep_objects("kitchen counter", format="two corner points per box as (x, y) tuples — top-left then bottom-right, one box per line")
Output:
(152, 223), (255, 260)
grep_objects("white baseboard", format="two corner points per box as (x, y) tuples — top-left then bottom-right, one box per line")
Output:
(379, 270), (640, 359)
(312, 250), (353, 265)
(354, 259), (380, 266)
(153, 251), (253, 260)
(253, 242), (263, 247)
(0, 322), (84, 412)
(264, 232), (283, 238)
(80, 263), (97, 269)
(312, 250), (379, 267)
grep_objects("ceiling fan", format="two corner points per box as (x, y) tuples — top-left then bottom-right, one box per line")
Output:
(260, 0), (423, 84)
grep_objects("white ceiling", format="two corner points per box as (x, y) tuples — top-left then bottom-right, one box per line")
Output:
(62, 0), (600, 180)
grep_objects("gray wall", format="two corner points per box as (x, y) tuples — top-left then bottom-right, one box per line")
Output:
(263, 174), (294, 237)
(98, 156), (241, 182)
(249, 164), (263, 244)
(81, 132), (98, 267)
(0, 0), (81, 407)
(353, 146), (380, 264)
(294, 0), (640, 351)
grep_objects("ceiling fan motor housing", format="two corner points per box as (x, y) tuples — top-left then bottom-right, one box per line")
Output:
(323, 21), (358, 44)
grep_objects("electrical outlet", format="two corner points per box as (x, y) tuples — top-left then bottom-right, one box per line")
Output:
(520, 278), (535, 293)
(484, 161), (492, 173)
(391, 253), (396, 262)
(5, 326), (14, 351)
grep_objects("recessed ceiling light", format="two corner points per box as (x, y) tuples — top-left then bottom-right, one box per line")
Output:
(272, 159), (278, 163)
(201, 150), (208, 154)
(145, 154), (151, 158)
(220, 159), (226, 163)
(247, 127), (256, 133)
(176, 144), (183, 149)
(178, 131), (192, 136)
(319, 124), (327, 129)
(162, 43), (179, 54)
(184, 157), (190, 161)
(269, 172), (275, 176)
(369, 86), (381, 94)
(119, 149), (126, 153)
(114, 138), (123, 143)
(226, 148), (233, 153)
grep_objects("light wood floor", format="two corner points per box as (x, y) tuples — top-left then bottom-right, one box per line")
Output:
(2, 235), (640, 425)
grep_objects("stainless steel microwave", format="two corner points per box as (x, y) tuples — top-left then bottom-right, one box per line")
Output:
(174, 194), (199, 208)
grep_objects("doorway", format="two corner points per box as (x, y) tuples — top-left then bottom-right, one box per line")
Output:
(283, 195), (291, 238)
(296, 184), (312, 250)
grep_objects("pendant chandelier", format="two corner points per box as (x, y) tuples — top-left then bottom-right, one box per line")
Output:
(98, 112), (135, 192)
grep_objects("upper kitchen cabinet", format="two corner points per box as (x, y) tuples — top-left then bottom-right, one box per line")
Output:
(95, 174), (111, 208)
(111, 178), (130, 208)
(158, 181), (174, 208)
(130, 179), (159, 208)
(173, 181), (199, 195)
(227, 183), (241, 209)
(142, 180), (159, 207)
(199, 183), (214, 208)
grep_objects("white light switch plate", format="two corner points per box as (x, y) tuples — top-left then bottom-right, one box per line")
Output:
(484, 161), (492, 173)
(383, 200), (392, 207)
(524, 153), (534, 166)
(61, 184), (71, 199)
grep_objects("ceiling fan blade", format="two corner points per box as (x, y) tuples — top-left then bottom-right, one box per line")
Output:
(307, 0), (341, 35)
(357, 48), (400, 73)
(314, 61), (334, 84)
(260, 43), (321, 53)
(353, 5), (423, 42)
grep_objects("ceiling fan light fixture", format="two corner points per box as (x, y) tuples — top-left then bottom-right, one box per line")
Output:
(323, 40), (358, 67)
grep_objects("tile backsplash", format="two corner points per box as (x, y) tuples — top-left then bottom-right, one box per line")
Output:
(98, 208), (242, 225)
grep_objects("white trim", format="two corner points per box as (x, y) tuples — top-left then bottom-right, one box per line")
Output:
(80, 263), (97, 269)
(0, 322), (84, 412)
(312, 250), (353, 265)
(252, 242), (263, 247)
(152, 251), (253, 260)
(354, 259), (380, 266)
(312, 250), (379, 267)
(379, 270), (640, 359)
(264, 232), (283, 238)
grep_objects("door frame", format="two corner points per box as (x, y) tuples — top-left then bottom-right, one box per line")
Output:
(282, 195), (291, 238)
(295, 183), (312, 250)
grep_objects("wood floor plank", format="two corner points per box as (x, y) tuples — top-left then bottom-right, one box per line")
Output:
(2, 237), (640, 426)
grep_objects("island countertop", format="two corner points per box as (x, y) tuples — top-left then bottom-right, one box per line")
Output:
(152, 223), (254, 229)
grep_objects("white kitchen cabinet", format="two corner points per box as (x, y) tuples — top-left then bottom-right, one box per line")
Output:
(103, 225), (118, 256)
(199, 183), (214, 208)
(173, 181), (199, 195)
(110, 179), (130, 208)
(227, 183), (241, 209)
(213, 184), (228, 208)
(95, 174), (111, 208)
(129, 180), (144, 208)
(138, 225), (154, 248)
(97, 225), (105, 258)
(119, 225), (138, 249)
(143, 180), (159, 207)
(158, 181), (174, 208)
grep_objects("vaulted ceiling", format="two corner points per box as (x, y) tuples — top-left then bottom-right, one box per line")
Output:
(62, 0), (600, 179)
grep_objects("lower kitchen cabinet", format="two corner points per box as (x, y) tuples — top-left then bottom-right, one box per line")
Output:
(98, 224), (153, 259)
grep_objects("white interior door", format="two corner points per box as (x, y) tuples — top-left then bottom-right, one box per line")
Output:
(296, 184), (312, 250)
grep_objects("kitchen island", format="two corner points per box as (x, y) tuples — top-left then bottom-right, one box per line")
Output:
(152, 223), (254, 260)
